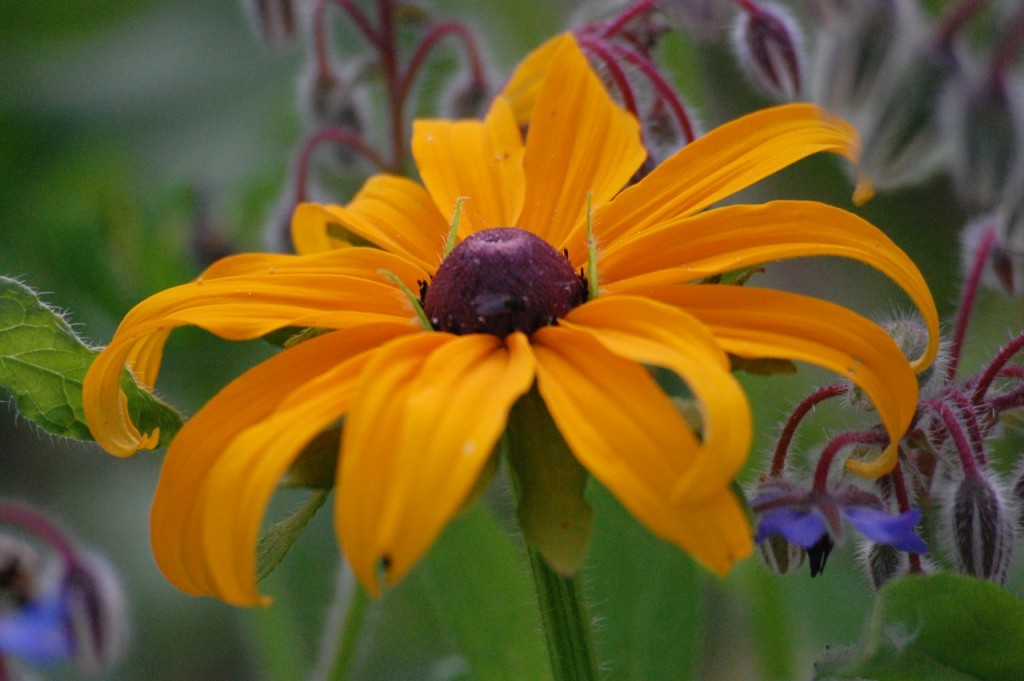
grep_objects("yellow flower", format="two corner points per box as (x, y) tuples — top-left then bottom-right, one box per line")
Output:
(83, 35), (938, 605)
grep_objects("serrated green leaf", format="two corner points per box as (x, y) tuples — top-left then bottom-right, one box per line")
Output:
(0, 276), (182, 444)
(815, 573), (1024, 681)
(256, 490), (330, 581)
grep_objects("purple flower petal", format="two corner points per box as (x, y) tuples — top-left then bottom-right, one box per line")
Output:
(755, 507), (827, 548)
(843, 506), (928, 554)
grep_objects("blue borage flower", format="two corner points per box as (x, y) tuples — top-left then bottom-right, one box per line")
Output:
(0, 587), (72, 665)
(752, 478), (927, 576)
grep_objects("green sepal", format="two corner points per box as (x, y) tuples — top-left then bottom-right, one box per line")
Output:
(0, 276), (182, 445)
(506, 389), (593, 576)
(728, 354), (797, 376)
(256, 489), (330, 582)
(814, 573), (1024, 680)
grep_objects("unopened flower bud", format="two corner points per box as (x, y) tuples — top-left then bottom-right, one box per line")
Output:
(443, 76), (489, 119)
(731, 2), (803, 101)
(809, 0), (919, 123)
(858, 539), (908, 590)
(758, 531), (806, 575)
(857, 40), (960, 191)
(61, 552), (127, 675)
(299, 61), (366, 135)
(942, 471), (1016, 584)
(240, 0), (299, 50)
(943, 70), (1023, 213)
(1011, 459), (1024, 532)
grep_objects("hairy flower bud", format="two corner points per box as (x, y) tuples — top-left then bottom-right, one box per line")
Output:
(299, 61), (367, 137)
(942, 471), (1016, 584)
(809, 0), (920, 124)
(943, 69), (1023, 213)
(61, 552), (127, 675)
(731, 2), (803, 101)
(858, 539), (908, 590)
(240, 0), (299, 49)
(442, 76), (489, 119)
(758, 531), (806, 575)
(857, 40), (960, 191)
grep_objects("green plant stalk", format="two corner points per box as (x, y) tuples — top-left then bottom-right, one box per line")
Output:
(324, 578), (371, 681)
(504, 413), (600, 681)
(525, 546), (600, 681)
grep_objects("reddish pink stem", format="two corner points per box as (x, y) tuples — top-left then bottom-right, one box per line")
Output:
(606, 42), (696, 143)
(925, 398), (981, 478)
(888, 454), (924, 572)
(600, 0), (658, 38)
(971, 329), (1024, 404)
(576, 37), (639, 117)
(399, 21), (488, 105)
(812, 431), (889, 493)
(771, 384), (848, 477)
(294, 127), (389, 202)
(733, 0), (763, 15)
(948, 221), (997, 381)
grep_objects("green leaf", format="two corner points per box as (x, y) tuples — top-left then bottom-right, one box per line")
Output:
(585, 483), (704, 681)
(355, 506), (552, 681)
(0, 276), (182, 444)
(815, 573), (1024, 681)
(256, 489), (330, 582)
(414, 507), (553, 681)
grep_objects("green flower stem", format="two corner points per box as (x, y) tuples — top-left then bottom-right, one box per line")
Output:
(323, 575), (371, 681)
(525, 545), (600, 681)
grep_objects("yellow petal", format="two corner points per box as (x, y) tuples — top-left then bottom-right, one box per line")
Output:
(518, 35), (646, 250)
(602, 200), (939, 371)
(84, 250), (422, 457)
(411, 98), (525, 234)
(560, 295), (752, 500)
(644, 285), (920, 477)
(339, 332), (535, 595)
(531, 326), (752, 574)
(291, 174), (449, 272)
(593, 103), (863, 246)
(149, 324), (412, 604)
(500, 34), (570, 125)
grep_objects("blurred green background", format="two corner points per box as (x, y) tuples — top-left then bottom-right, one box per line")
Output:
(2, 1), (1022, 680)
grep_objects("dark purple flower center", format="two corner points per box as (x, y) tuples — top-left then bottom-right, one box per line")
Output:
(422, 227), (587, 337)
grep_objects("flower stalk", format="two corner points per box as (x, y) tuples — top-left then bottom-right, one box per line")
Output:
(524, 549), (599, 681)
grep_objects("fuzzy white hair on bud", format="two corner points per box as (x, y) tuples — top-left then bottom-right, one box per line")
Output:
(731, 2), (804, 102)
(940, 468), (1017, 584)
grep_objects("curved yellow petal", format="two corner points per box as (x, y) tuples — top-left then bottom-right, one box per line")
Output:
(84, 250), (422, 457)
(291, 174), (449, 273)
(644, 285), (920, 477)
(602, 200), (939, 371)
(411, 98), (525, 235)
(501, 35), (570, 125)
(339, 332), (535, 596)
(593, 103), (865, 246)
(560, 295), (752, 500)
(531, 326), (752, 574)
(149, 323), (412, 604)
(518, 35), (645, 249)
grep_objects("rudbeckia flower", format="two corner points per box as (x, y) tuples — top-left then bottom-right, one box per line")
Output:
(83, 35), (938, 605)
